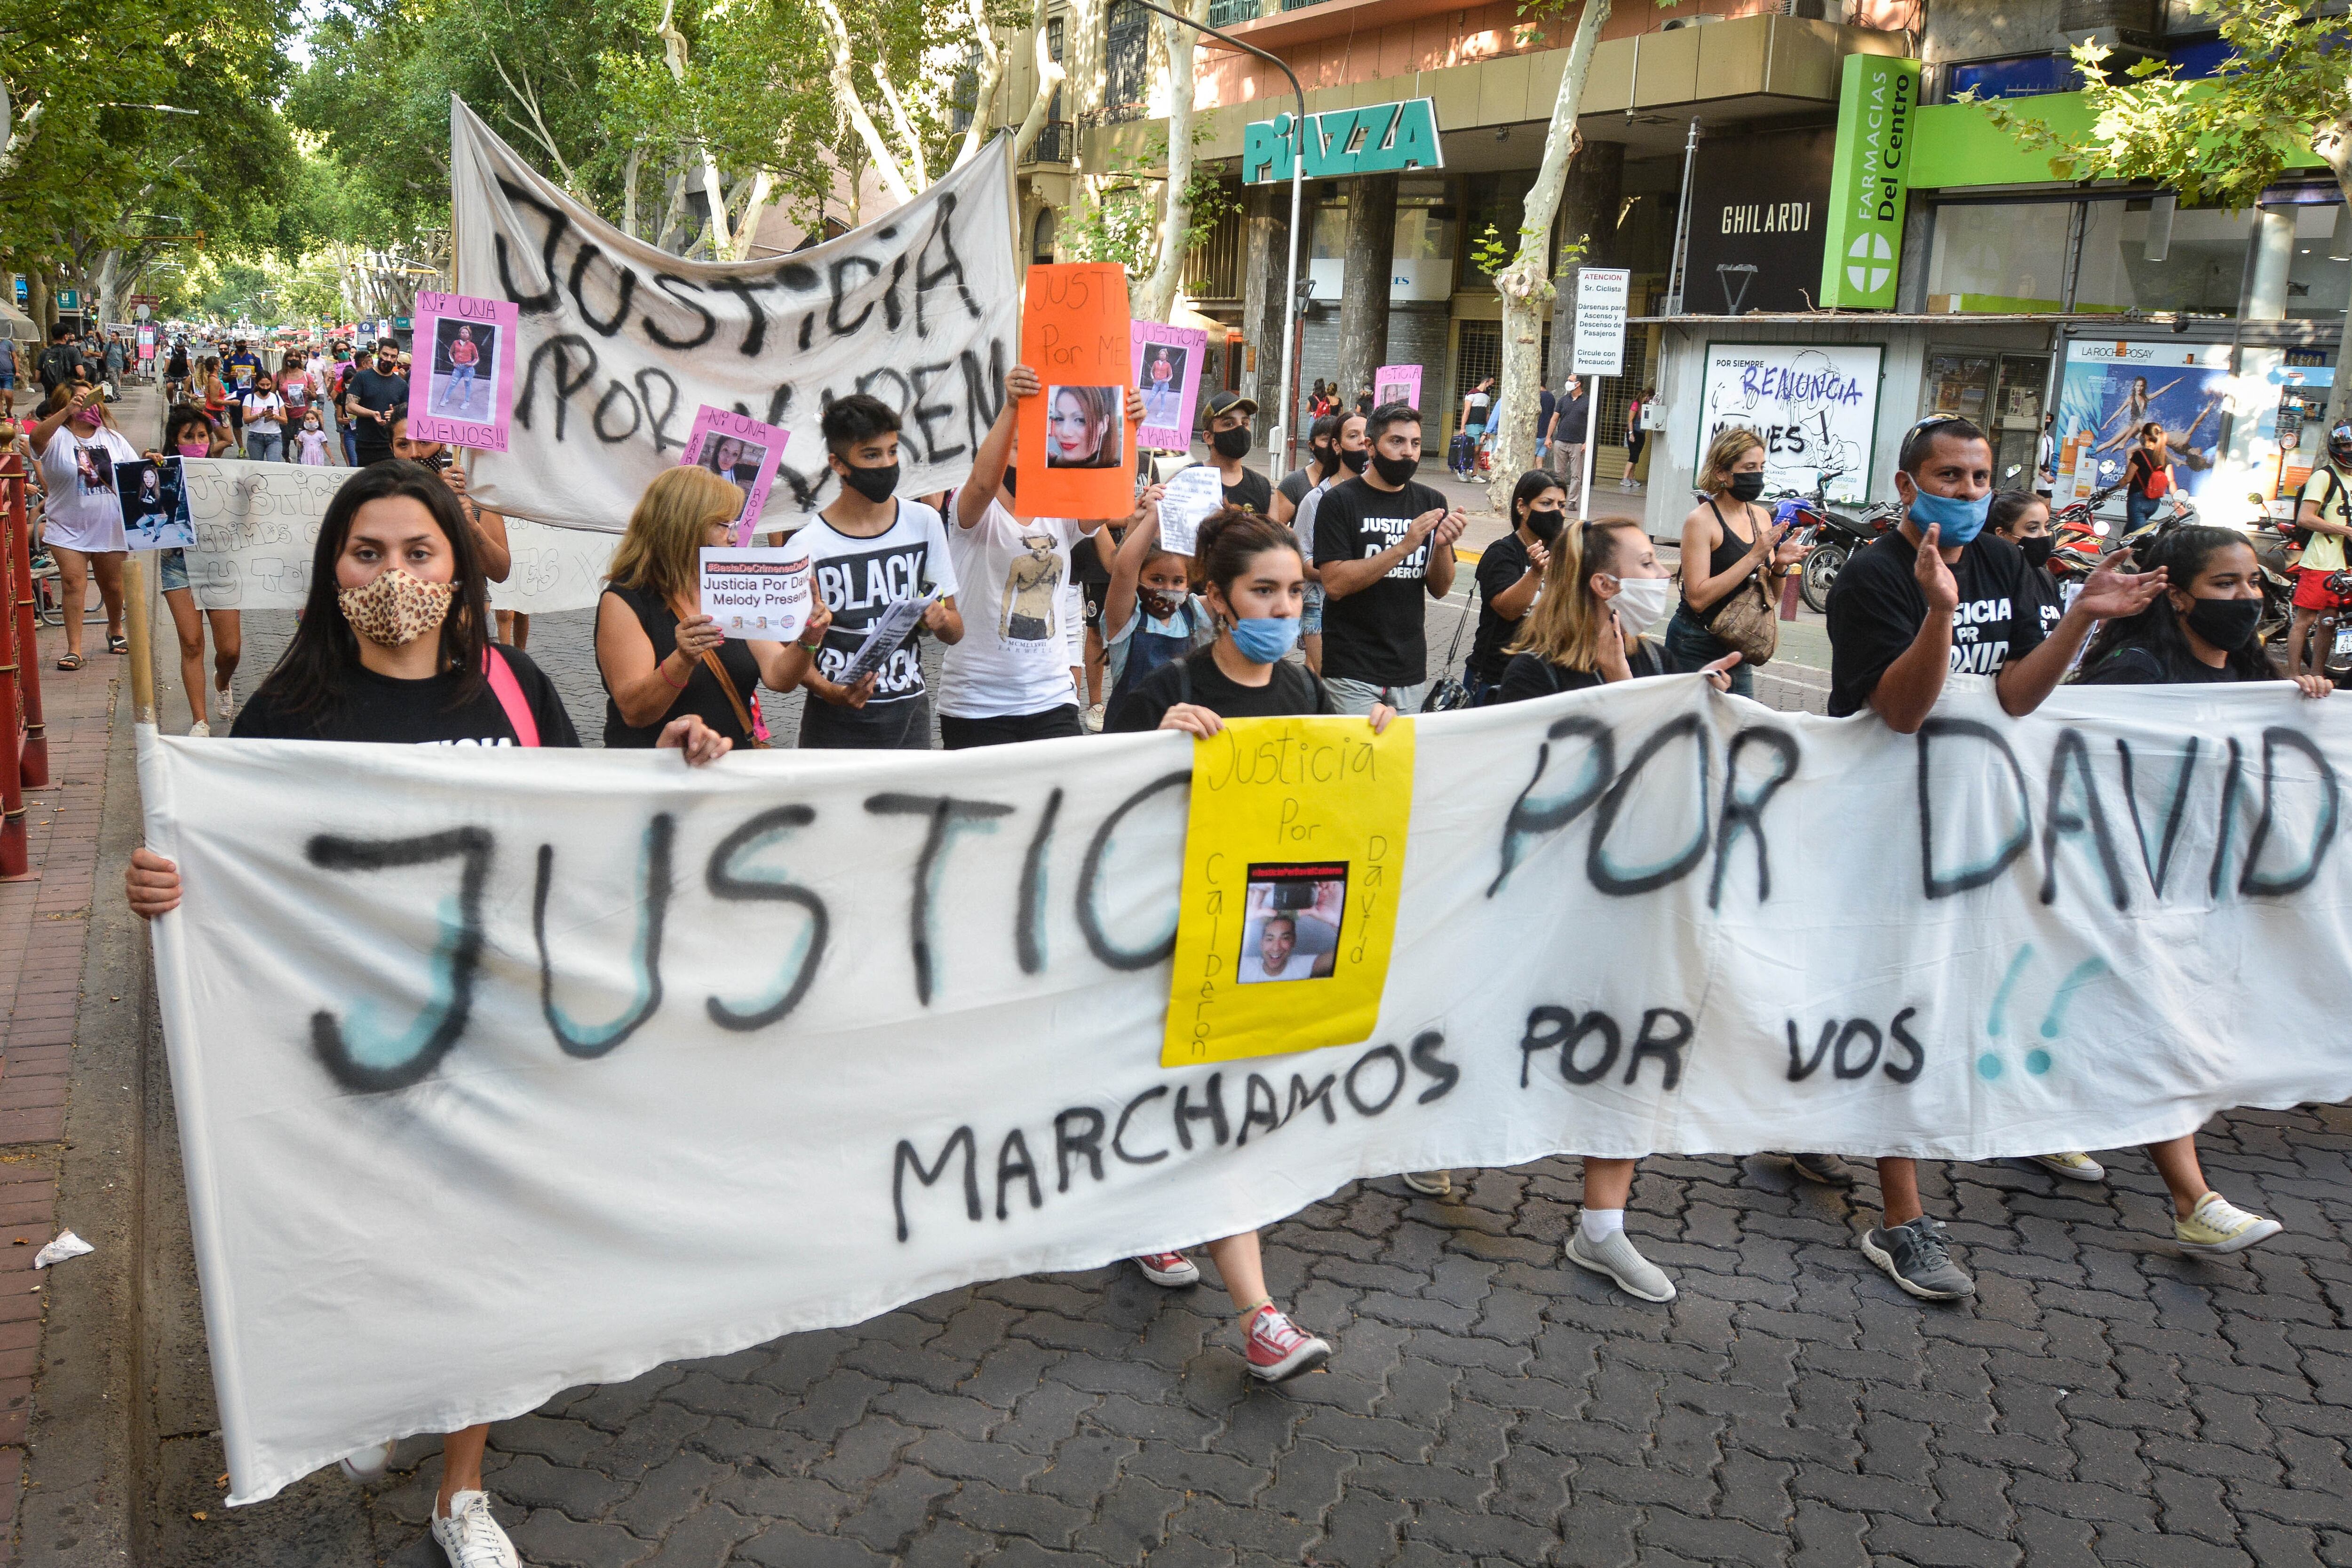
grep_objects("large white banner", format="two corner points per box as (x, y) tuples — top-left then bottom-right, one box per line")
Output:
(1696, 341), (1883, 506)
(180, 459), (614, 613)
(449, 100), (1019, 531)
(139, 678), (2352, 1504)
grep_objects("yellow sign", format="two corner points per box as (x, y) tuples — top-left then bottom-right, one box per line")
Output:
(1161, 716), (1415, 1067)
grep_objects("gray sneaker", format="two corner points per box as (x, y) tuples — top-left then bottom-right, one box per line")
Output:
(1565, 1227), (1676, 1302)
(1861, 1217), (1975, 1301)
(1400, 1170), (1451, 1196)
(1789, 1152), (1855, 1186)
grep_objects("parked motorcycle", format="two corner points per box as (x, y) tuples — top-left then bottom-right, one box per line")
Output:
(1775, 465), (1901, 614)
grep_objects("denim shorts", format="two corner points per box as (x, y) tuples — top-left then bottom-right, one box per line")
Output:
(1301, 581), (1325, 636)
(158, 548), (190, 593)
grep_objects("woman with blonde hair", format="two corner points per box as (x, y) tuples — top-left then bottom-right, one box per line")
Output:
(1664, 426), (1804, 697)
(1492, 517), (1736, 1304)
(596, 465), (830, 748)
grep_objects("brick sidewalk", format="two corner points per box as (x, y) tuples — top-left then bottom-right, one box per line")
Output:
(0, 627), (119, 1553)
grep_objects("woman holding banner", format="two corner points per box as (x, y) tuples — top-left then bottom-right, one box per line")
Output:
(1106, 506), (1393, 1381)
(597, 466), (829, 749)
(125, 461), (732, 1568)
(159, 406), (244, 733)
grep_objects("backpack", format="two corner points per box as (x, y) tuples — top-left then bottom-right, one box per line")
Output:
(37, 346), (77, 392)
(2296, 466), (2345, 549)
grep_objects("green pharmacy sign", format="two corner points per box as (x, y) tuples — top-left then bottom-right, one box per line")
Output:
(1242, 98), (1444, 186)
(1818, 54), (1919, 310)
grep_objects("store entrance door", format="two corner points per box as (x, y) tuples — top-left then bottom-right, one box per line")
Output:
(1991, 354), (2050, 488)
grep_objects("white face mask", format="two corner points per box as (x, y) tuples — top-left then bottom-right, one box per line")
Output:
(1608, 575), (1675, 639)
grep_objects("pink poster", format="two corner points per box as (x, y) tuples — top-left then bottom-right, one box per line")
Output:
(1130, 322), (1208, 452)
(679, 405), (791, 543)
(1373, 364), (1423, 413)
(406, 292), (521, 452)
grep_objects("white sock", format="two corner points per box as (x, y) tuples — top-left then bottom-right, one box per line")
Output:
(1580, 1207), (1626, 1242)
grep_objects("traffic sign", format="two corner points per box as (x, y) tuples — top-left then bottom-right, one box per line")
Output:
(1571, 269), (1631, 380)
(128, 293), (161, 306)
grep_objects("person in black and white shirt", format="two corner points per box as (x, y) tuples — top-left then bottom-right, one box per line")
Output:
(784, 394), (963, 749)
(1311, 401), (1466, 714)
(1820, 413), (2163, 1305)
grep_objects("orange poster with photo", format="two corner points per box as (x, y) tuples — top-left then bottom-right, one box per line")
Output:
(1017, 264), (1135, 520)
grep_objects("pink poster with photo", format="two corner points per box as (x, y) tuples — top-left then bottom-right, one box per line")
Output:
(1130, 322), (1208, 452)
(407, 292), (521, 452)
(679, 405), (790, 544)
(1373, 364), (1423, 413)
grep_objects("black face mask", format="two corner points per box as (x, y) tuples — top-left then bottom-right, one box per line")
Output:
(1137, 588), (1182, 621)
(2018, 535), (2054, 570)
(1524, 507), (1565, 545)
(1309, 443), (1335, 473)
(1728, 473), (1767, 503)
(839, 461), (900, 503)
(1211, 426), (1252, 459)
(2183, 594), (2261, 651)
(1338, 447), (1370, 474)
(1371, 452), (1419, 486)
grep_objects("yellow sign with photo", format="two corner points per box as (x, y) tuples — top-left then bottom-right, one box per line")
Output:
(1161, 716), (1416, 1067)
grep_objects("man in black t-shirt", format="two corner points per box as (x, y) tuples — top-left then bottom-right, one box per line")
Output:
(1203, 390), (1271, 515)
(342, 339), (410, 466)
(1312, 401), (1466, 713)
(1820, 414), (2162, 1306)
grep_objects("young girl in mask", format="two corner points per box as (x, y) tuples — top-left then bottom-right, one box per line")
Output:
(1666, 427), (1801, 697)
(295, 412), (333, 466)
(1101, 493), (1214, 710)
(1465, 472), (1567, 704)
(1490, 519), (1733, 1303)
(2058, 523), (2321, 1257)
(1105, 507), (1393, 1380)
(158, 408), (244, 732)
(123, 461), (731, 1568)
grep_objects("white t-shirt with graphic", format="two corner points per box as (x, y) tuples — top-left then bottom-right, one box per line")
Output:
(36, 425), (137, 553)
(939, 498), (1088, 718)
(795, 499), (960, 710)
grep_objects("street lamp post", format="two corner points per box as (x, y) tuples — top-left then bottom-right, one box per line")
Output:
(1111, 0), (1307, 478)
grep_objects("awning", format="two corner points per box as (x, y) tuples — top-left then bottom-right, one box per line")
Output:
(0, 297), (36, 343)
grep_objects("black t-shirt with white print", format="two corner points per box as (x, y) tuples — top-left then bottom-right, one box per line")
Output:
(1312, 475), (1449, 687)
(795, 499), (961, 723)
(1825, 528), (2049, 718)
(231, 647), (580, 746)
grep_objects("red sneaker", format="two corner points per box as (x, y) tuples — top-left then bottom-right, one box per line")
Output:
(1134, 1251), (1200, 1287)
(1242, 1304), (1330, 1382)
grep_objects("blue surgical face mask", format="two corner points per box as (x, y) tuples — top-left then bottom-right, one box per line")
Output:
(1228, 615), (1301, 664)
(1907, 485), (1990, 546)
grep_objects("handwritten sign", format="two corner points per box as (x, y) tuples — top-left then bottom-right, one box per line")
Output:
(679, 406), (790, 544)
(406, 292), (520, 452)
(1131, 321), (1208, 452)
(1154, 462), (1224, 556)
(699, 546), (811, 641)
(1373, 364), (1422, 412)
(1017, 264), (1134, 521)
(1163, 715), (1415, 1066)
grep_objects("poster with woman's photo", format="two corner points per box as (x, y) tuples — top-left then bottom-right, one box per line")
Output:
(679, 405), (790, 543)
(1130, 321), (1207, 452)
(405, 291), (520, 453)
(1044, 386), (1125, 469)
(117, 457), (194, 552)
(1017, 263), (1134, 520)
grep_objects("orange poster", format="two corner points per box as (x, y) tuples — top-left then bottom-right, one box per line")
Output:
(1017, 264), (1135, 520)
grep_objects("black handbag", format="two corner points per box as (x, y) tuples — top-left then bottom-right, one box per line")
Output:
(1423, 571), (1486, 713)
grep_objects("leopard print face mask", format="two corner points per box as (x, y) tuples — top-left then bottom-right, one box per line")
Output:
(337, 566), (455, 648)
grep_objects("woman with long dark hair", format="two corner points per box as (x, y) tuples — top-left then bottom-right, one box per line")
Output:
(2064, 523), (2321, 1257)
(1463, 470), (1567, 704)
(1106, 506), (1393, 1382)
(124, 461), (731, 1566)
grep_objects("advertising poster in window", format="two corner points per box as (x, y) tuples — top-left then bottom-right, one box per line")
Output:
(2052, 341), (2232, 513)
(2234, 352), (2332, 516)
(1694, 342), (1881, 506)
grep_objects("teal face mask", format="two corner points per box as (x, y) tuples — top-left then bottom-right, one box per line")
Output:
(1908, 487), (1990, 545)
(1229, 616), (1301, 664)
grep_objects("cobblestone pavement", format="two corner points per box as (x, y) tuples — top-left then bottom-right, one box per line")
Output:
(138, 607), (2352, 1567)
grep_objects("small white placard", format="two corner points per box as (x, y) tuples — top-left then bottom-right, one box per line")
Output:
(699, 546), (812, 642)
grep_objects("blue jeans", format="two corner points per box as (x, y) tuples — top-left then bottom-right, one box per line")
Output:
(1663, 605), (1756, 697)
(2125, 490), (2161, 537)
(246, 431), (284, 463)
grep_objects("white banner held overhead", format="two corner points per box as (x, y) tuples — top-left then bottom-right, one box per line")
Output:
(178, 459), (615, 614)
(142, 681), (2352, 1505)
(447, 98), (1020, 532)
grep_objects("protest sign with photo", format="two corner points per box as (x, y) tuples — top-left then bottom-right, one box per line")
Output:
(142, 676), (2352, 1503)
(117, 457), (193, 551)
(405, 291), (520, 452)
(1373, 364), (1422, 411)
(1131, 322), (1207, 451)
(680, 405), (788, 543)
(448, 98), (1017, 531)
(1018, 264), (1133, 520)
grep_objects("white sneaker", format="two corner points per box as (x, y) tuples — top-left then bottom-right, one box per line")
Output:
(1083, 702), (1105, 734)
(2031, 1151), (2106, 1182)
(2175, 1192), (2282, 1255)
(214, 685), (236, 726)
(1400, 1170), (1451, 1196)
(186, 721), (210, 738)
(1565, 1227), (1676, 1302)
(337, 1439), (393, 1481)
(430, 1489), (518, 1568)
